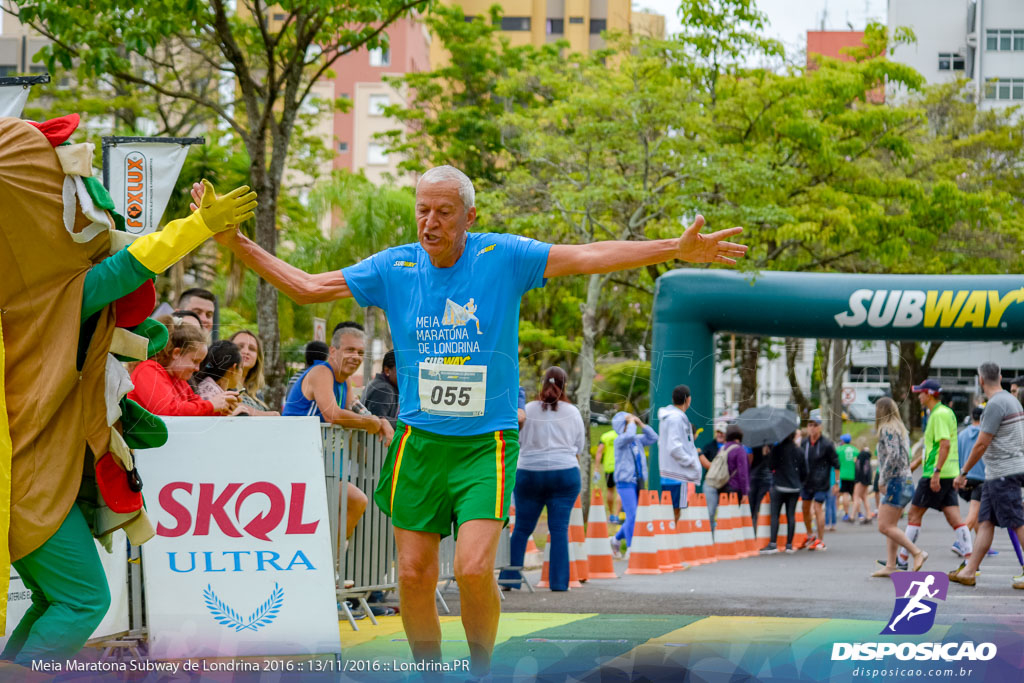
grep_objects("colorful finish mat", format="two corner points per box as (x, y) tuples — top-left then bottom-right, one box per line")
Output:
(340, 612), (1024, 682)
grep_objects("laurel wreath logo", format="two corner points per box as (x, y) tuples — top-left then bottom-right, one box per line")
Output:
(204, 583), (284, 632)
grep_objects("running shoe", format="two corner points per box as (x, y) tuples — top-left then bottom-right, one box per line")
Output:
(987, 549), (999, 556)
(876, 558), (909, 571)
(609, 537), (622, 559)
(796, 536), (815, 550)
(951, 540), (969, 557)
(608, 515), (618, 525)
(784, 544), (796, 554)
(1013, 573), (1024, 590)
(842, 515), (852, 523)
(808, 539), (826, 552)
(759, 543), (779, 555)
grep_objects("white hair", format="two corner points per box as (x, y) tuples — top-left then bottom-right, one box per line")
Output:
(417, 165), (475, 209)
(331, 326), (364, 349)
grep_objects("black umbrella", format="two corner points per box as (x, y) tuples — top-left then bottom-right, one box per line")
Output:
(736, 406), (799, 449)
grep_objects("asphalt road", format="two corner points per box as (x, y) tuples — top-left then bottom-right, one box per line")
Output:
(436, 501), (1024, 628)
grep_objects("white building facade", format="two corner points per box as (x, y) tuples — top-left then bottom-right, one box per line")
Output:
(888, 0), (1024, 109)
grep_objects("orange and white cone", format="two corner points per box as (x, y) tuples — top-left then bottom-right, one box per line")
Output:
(660, 490), (686, 570)
(567, 541), (583, 588)
(536, 533), (551, 588)
(678, 484), (699, 566)
(738, 494), (758, 557)
(756, 493), (772, 548)
(585, 488), (618, 579)
(794, 504), (807, 547)
(718, 493), (740, 560)
(569, 494), (589, 582)
(652, 490), (676, 572)
(694, 492), (717, 564)
(626, 490), (662, 575)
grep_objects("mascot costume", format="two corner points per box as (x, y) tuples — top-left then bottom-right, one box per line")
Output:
(0, 114), (255, 664)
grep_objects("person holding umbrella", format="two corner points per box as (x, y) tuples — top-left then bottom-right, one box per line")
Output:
(736, 405), (799, 532)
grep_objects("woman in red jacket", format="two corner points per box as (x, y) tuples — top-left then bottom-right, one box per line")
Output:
(128, 316), (238, 416)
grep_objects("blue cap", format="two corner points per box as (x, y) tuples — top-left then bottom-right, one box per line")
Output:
(808, 409), (822, 424)
(840, 433), (851, 443)
(912, 379), (942, 395)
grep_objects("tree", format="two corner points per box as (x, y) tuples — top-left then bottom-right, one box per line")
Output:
(11, 0), (428, 405)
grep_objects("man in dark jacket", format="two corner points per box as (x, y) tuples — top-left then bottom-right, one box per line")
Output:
(363, 349), (398, 426)
(801, 410), (840, 551)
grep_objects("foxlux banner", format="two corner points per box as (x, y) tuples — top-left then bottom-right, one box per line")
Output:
(102, 137), (203, 236)
(136, 417), (340, 659)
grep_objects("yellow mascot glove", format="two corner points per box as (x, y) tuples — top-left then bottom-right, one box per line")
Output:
(127, 180), (257, 274)
(198, 179), (257, 233)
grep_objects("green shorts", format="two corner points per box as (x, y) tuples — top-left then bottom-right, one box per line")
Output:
(374, 422), (519, 538)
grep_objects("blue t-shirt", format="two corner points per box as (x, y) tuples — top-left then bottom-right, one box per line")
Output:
(342, 232), (551, 436)
(281, 360), (348, 423)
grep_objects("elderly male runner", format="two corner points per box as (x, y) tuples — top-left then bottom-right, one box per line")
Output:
(197, 166), (746, 673)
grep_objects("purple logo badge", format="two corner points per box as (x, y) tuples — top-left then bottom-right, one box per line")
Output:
(881, 571), (949, 635)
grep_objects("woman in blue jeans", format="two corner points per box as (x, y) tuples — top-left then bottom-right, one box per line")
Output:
(500, 367), (586, 591)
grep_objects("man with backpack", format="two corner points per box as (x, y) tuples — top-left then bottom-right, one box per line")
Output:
(801, 410), (840, 551)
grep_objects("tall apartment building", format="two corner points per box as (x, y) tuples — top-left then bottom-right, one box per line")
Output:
(428, 1), (665, 67)
(329, 17), (431, 186)
(888, 0), (1024, 108)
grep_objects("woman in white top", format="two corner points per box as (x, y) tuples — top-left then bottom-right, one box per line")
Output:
(499, 367), (585, 591)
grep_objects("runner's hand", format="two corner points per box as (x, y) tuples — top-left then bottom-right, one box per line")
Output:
(953, 474), (966, 490)
(676, 215), (747, 265)
(929, 473), (941, 492)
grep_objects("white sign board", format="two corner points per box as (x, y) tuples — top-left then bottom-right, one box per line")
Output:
(313, 317), (327, 343)
(1, 531), (130, 644)
(105, 141), (192, 236)
(0, 85), (30, 119)
(136, 417), (340, 659)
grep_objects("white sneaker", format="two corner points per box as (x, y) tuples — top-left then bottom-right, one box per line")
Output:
(951, 540), (968, 558)
(609, 537), (622, 559)
(1012, 573), (1024, 590)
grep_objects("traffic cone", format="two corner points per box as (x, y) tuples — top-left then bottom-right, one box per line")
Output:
(652, 491), (676, 572)
(509, 504), (516, 533)
(536, 533), (551, 588)
(778, 507), (789, 546)
(585, 489), (618, 579)
(720, 493), (741, 560)
(756, 493), (772, 548)
(567, 540), (583, 588)
(695, 492), (717, 564)
(714, 493), (733, 559)
(739, 495), (758, 557)
(794, 503), (807, 547)
(626, 490), (662, 575)
(660, 490), (685, 570)
(569, 494), (589, 582)
(678, 484), (700, 565)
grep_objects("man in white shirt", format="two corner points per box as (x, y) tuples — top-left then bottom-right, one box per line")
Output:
(658, 385), (703, 522)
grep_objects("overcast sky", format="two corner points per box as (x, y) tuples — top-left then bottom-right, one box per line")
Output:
(639, 0), (888, 58)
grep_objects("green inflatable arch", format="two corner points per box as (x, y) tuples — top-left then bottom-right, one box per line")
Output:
(648, 269), (1024, 489)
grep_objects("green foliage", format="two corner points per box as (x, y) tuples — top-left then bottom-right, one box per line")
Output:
(593, 361), (651, 413)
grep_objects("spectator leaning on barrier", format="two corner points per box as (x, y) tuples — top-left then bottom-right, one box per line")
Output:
(956, 405), (986, 533)
(282, 325), (391, 541)
(658, 385), (703, 523)
(950, 363), (1024, 589)
(499, 367), (585, 592)
(610, 411), (658, 557)
(177, 287), (216, 334)
(800, 409), (839, 552)
(761, 431), (806, 554)
(128, 316), (238, 417)
(363, 349), (399, 427)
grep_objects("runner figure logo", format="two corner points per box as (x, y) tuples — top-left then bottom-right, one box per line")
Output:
(443, 298), (484, 335)
(882, 572), (949, 635)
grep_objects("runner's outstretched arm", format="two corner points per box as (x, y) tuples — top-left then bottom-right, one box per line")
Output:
(191, 182), (351, 304)
(544, 215), (746, 278)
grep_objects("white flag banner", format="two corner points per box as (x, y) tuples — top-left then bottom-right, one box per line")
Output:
(0, 75), (48, 118)
(0, 85), (29, 118)
(103, 137), (203, 236)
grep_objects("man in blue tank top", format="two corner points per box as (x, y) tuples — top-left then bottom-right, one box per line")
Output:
(206, 165), (746, 674)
